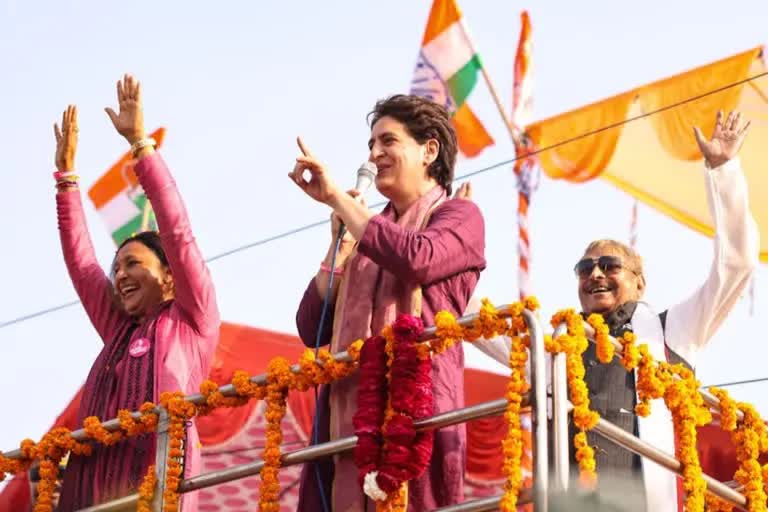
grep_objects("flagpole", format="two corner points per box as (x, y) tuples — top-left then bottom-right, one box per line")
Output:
(458, 15), (533, 301)
(141, 199), (153, 231)
(458, 20), (520, 147)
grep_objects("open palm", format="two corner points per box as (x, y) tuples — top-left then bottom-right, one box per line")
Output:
(105, 74), (146, 144)
(694, 110), (750, 169)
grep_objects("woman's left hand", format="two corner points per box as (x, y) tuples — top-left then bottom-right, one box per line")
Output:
(453, 182), (472, 200)
(288, 137), (341, 205)
(105, 74), (146, 145)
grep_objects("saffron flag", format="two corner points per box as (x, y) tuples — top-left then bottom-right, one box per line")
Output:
(87, 128), (166, 245)
(410, 0), (494, 157)
(512, 11), (533, 133)
(512, 11), (537, 300)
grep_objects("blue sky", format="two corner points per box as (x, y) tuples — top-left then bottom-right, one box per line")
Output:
(0, 0), (766, 463)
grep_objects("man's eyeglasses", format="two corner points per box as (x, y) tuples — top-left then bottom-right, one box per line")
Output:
(574, 255), (634, 278)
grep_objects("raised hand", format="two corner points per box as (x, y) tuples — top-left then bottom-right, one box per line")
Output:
(453, 182), (473, 200)
(288, 137), (340, 205)
(694, 110), (751, 169)
(105, 74), (146, 144)
(54, 105), (78, 172)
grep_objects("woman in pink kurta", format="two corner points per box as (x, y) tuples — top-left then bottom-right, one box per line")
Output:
(52, 76), (219, 511)
(289, 95), (486, 511)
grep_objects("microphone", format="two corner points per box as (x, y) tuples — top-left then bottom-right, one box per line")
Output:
(337, 162), (378, 239)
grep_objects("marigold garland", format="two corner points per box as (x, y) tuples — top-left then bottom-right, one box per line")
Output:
(705, 491), (735, 512)
(137, 465), (157, 512)
(427, 298), (538, 511)
(586, 313), (614, 364)
(547, 309), (598, 487)
(618, 331), (640, 371)
(499, 301), (532, 512)
(710, 387), (768, 512)
(5, 297), (768, 512)
(259, 357), (291, 512)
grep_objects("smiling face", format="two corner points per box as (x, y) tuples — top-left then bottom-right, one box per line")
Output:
(367, 115), (438, 203)
(576, 241), (645, 315)
(112, 241), (173, 318)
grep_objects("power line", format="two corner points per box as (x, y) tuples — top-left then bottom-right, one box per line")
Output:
(702, 377), (768, 389)
(2, 71), (766, 330)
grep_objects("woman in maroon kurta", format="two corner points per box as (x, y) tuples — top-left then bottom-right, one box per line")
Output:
(290, 95), (486, 511)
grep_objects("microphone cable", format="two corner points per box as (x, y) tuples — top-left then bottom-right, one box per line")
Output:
(310, 226), (346, 512)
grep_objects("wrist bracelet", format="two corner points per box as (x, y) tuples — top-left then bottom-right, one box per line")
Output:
(131, 137), (157, 157)
(53, 170), (77, 182)
(55, 179), (79, 190)
(320, 262), (344, 276)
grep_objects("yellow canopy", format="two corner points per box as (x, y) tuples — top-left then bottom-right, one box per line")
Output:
(527, 47), (768, 262)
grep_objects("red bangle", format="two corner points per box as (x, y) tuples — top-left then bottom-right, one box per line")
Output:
(320, 262), (344, 276)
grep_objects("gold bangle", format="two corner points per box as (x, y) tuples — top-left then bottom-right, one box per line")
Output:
(131, 137), (157, 157)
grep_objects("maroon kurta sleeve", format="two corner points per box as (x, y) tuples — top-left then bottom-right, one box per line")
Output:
(296, 278), (336, 348)
(357, 199), (486, 285)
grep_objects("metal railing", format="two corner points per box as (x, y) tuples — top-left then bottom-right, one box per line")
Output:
(4, 309), (753, 511)
(548, 318), (749, 508)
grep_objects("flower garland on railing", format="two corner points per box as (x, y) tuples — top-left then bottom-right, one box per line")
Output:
(430, 297), (537, 511)
(159, 391), (196, 512)
(7, 298), (768, 512)
(499, 300), (534, 512)
(710, 387), (768, 512)
(137, 465), (157, 512)
(259, 357), (292, 512)
(546, 309), (598, 487)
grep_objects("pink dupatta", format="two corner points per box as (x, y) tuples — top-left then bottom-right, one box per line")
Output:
(328, 185), (446, 512)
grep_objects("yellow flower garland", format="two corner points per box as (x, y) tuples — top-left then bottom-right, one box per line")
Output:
(5, 298), (768, 512)
(137, 465), (157, 512)
(499, 305), (532, 511)
(710, 387), (768, 512)
(586, 314), (614, 364)
(259, 358), (291, 512)
(547, 309), (598, 487)
(431, 298), (537, 511)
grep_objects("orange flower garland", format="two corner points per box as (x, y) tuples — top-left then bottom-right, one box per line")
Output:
(586, 313), (614, 364)
(710, 387), (768, 512)
(705, 492), (735, 512)
(137, 465), (157, 512)
(499, 301), (532, 512)
(547, 309), (598, 486)
(157, 391), (197, 512)
(618, 331), (640, 371)
(259, 357), (292, 512)
(6, 297), (768, 512)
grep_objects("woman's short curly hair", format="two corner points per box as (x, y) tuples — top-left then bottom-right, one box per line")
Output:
(368, 94), (458, 195)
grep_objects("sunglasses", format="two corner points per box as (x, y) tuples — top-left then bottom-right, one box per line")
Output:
(574, 255), (631, 278)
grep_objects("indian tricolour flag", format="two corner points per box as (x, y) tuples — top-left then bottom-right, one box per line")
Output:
(87, 128), (166, 245)
(410, 0), (494, 157)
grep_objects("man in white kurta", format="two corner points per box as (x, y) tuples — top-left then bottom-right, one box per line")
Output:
(472, 110), (759, 511)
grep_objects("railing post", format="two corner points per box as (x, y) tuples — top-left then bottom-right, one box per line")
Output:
(524, 309), (548, 511)
(152, 408), (171, 512)
(551, 324), (570, 492)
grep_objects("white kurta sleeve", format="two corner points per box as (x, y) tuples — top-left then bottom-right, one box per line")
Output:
(664, 157), (759, 366)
